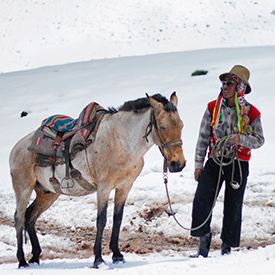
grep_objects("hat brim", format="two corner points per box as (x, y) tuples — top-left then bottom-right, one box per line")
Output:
(219, 72), (251, 94)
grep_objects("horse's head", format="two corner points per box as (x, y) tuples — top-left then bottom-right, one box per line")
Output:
(147, 92), (186, 172)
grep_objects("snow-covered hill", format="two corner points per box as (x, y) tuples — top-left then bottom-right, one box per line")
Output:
(1, 0), (275, 73)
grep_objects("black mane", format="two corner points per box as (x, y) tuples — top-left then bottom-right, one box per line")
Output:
(108, 93), (176, 114)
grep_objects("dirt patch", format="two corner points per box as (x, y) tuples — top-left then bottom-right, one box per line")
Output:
(139, 204), (167, 221)
(1, 209), (275, 265)
(34, 219), (199, 259)
(0, 211), (14, 227)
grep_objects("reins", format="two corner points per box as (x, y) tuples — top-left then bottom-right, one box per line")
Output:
(145, 113), (242, 231)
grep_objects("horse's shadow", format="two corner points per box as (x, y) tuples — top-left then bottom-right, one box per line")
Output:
(26, 256), (188, 270)
(110, 257), (188, 270)
(27, 261), (89, 270)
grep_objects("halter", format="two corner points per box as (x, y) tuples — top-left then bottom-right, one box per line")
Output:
(143, 108), (183, 171)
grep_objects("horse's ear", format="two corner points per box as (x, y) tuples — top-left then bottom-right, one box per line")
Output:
(146, 94), (162, 110)
(170, 91), (178, 108)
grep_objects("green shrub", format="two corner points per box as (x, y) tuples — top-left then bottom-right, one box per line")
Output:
(21, 111), (28, 118)
(191, 70), (208, 76)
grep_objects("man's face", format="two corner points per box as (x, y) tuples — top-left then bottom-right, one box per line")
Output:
(222, 75), (237, 101)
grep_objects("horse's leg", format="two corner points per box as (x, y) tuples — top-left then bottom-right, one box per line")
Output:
(110, 184), (133, 264)
(25, 187), (59, 265)
(13, 186), (34, 268)
(10, 135), (38, 268)
(93, 188), (111, 268)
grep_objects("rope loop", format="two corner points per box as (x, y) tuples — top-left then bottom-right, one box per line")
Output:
(211, 136), (242, 190)
(211, 136), (236, 166)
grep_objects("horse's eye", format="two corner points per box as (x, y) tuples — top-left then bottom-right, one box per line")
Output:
(159, 124), (166, 131)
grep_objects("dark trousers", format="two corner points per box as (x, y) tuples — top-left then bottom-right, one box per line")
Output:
(191, 158), (249, 247)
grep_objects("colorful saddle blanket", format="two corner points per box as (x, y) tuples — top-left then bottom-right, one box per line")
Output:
(41, 102), (104, 133)
(28, 102), (106, 164)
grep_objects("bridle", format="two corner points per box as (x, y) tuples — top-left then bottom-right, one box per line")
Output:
(143, 108), (183, 172)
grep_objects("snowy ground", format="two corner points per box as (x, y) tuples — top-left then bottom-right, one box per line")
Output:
(0, 46), (275, 274)
(1, 247), (275, 275)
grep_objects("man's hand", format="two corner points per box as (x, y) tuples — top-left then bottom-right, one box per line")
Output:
(194, 169), (203, 182)
(229, 134), (240, 146)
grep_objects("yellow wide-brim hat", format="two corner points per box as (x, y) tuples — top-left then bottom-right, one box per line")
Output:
(219, 65), (251, 94)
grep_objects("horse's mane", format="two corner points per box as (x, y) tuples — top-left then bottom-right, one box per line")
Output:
(107, 93), (176, 114)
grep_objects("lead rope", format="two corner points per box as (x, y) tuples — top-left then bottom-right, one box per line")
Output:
(164, 136), (242, 231)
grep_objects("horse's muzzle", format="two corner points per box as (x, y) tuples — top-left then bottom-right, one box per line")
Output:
(168, 160), (186, 172)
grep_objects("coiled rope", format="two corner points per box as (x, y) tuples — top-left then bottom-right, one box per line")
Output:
(211, 136), (242, 190)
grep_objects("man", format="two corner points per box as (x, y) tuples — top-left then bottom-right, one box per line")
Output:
(190, 65), (264, 257)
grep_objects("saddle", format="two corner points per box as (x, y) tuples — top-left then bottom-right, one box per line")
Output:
(28, 102), (106, 193)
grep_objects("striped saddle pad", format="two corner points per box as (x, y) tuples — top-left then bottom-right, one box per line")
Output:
(41, 102), (104, 133)
(28, 102), (106, 162)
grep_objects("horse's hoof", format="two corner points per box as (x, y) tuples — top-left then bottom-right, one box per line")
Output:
(92, 258), (106, 269)
(18, 261), (29, 268)
(112, 256), (125, 264)
(29, 257), (40, 265)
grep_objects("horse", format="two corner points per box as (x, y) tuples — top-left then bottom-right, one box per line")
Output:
(9, 92), (186, 268)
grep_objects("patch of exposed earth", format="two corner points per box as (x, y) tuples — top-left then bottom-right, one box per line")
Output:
(1, 205), (275, 265)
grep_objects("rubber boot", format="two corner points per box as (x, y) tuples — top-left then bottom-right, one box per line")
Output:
(190, 232), (212, 258)
(221, 242), (231, 255)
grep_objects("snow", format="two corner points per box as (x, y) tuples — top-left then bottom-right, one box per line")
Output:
(1, 0), (275, 73)
(0, 0), (275, 274)
(1, 247), (275, 275)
